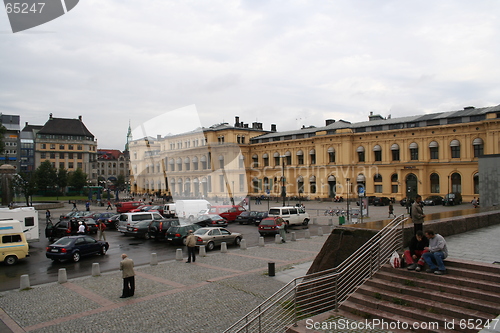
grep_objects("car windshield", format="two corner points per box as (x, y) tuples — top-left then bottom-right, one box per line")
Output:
(53, 238), (74, 246)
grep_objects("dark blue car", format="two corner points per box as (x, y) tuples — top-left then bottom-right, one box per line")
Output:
(46, 236), (109, 262)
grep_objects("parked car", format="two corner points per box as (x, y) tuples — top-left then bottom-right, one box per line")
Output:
(46, 218), (96, 242)
(101, 214), (120, 229)
(195, 214), (228, 227)
(399, 197), (414, 207)
(236, 211), (260, 225)
(254, 212), (269, 226)
(46, 235), (108, 262)
(59, 211), (92, 220)
(443, 193), (462, 206)
(165, 224), (201, 245)
(85, 212), (116, 222)
(124, 220), (153, 239)
(373, 197), (391, 206)
(148, 219), (181, 241)
(268, 206), (309, 226)
(258, 217), (287, 236)
(129, 205), (163, 215)
(208, 205), (246, 222)
(194, 227), (242, 251)
(367, 196), (377, 205)
(117, 212), (165, 233)
(423, 196), (444, 206)
(115, 201), (143, 213)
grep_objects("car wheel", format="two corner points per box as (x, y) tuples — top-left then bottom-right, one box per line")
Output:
(206, 241), (215, 251)
(114, 221), (119, 229)
(4, 255), (18, 265)
(72, 252), (81, 262)
(101, 246), (107, 255)
(144, 232), (150, 240)
(234, 237), (241, 246)
(302, 219), (309, 226)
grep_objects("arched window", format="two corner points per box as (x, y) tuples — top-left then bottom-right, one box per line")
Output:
(327, 147), (335, 163)
(373, 174), (382, 193)
(252, 154), (258, 168)
(373, 145), (382, 162)
(297, 176), (304, 194)
(285, 151), (291, 165)
(451, 172), (461, 193)
(429, 141), (439, 160)
(473, 138), (484, 158)
(218, 155), (224, 169)
(192, 156), (199, 170)
(263, 153), (269, 167)
(200, 155), (207, 169)
(409, 142), (418, 160)
(391, 173), (398, 193)
(309, 176), (316, 193)
(184, 157), (190, 171)
(296, 150), (304, 165)
(274, 152), (280, 166)
(430, 173), (440, 193)
(450, 140), (460, 158)
(391, 144), (400, 161)
(473, 173), (479, 194)
(238, 155), (245, 169)
(176, 158), (182, 171)
(357, 146), (365, 162)
(309, 149), (316, 165)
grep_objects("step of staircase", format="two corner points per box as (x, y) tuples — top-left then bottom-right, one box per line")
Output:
(288, 259), (500, 333)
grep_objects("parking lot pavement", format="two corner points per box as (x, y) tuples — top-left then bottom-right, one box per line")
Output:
(0, 231), (328, 333)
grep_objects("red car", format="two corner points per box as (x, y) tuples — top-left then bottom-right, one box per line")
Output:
(208, 205), (246, 222)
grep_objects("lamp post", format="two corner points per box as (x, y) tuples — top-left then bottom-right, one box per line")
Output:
(346, 178), (350, 222)
(280, 155), (286, 207)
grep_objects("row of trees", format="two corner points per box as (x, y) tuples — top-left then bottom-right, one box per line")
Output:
(15, 161), (89, 206)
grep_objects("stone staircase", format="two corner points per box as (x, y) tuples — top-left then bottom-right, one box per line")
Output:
(289, 259), (500, 333)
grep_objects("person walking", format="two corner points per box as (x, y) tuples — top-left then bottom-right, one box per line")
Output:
(97, 219), (107, 241)
(120, 254), (135, 298)
(45, 209), (51, 223)
(106, 200), (112, 210)
(185, 230), (197, 263)
(277, 216), (286, 243)
(411, 195), (426, 235)
(85, 201), (90, 211)
(422, 230), (448, 275)
(72, 201), (78, 211)
(388, 203), (395, 218)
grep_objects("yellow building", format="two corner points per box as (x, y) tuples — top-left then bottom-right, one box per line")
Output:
(129, 105), (500, 203)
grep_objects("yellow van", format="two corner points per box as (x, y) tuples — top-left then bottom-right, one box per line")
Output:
(0, 220), (29, 265)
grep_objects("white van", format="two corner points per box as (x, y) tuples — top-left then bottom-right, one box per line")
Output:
(117, 212), (164, 233)
(0, 207), (39, 242)
(0, 220), (29, 265)
(268, 206), (310, 226)
(174, 200), (211, 221)
(163, 203), (177, 218)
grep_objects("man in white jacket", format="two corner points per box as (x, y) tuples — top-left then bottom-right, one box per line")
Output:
(422, 230), (448, 275)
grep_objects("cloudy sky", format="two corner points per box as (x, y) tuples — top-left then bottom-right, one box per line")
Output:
(1, 0), (499, 150)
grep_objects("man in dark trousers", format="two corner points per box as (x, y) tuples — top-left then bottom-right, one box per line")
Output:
(120, 254), (135, 298)
(405, 230), (429, 271)
(411, 195), (425, 235)
(186, 230), (197, 263)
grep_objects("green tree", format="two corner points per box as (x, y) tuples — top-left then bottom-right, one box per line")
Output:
(56, 168), (68, 194)
(34, 160), (57, 193)
(14, 172), (37, 206)
(0, 124), (6, 156)
(69, 168), (87, 192)
(114, 174), (126, 191)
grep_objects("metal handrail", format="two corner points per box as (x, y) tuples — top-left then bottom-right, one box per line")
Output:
(224, 214), (408, 333)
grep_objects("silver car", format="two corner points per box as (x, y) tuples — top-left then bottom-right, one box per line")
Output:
(194, 227), (242, 251)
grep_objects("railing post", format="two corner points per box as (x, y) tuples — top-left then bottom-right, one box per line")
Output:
(334, 273), (339, 312)
(293, 280), (298, 327)
(401, 215), (405, 252)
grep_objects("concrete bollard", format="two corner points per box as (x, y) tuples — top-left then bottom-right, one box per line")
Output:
(150, 253), (158, 266)
(259, 237), (265, 247)
(268, 262), (275, 277)
(291, 232), (297, 241)
(221, 242), (228, 253)
(199, 245), (207, 257)
(318, 227), (323, 236)
(20, 274), (30, 290)
(58, 268), (67, 284)
(240, 239), (247, 250)
(175, 248), (183, 261)
(312, 217), (317, 225)
(92, 263), (101, 277)
(275, 234), (281, 244)
(305, 230), (311, 239)
(328, 218), (333, 226)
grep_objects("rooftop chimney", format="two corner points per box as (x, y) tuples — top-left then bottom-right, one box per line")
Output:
(49, 113), (53, 120)
(325, 119), (335, 126)
(271, 124), (277, 132)
(78, 115), (82, 121)
(234, 116), (240, 127)
(464, 106), (475, 110)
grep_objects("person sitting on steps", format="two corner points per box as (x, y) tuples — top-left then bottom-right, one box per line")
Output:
(405, 230), (429, 271)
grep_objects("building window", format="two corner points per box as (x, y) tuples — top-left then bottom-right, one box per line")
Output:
(410, 148), (418, 160)
(474, 173), (479, 194)
(309, 149), (316, 165)
(373, 145), (382, 162)
(41, 144), (46, 149)
(252, 155), (258, 168)
(41, 152), (46, 159)
(374, 185), (382, 193)
(430, 173), (440, 193)
(391, 144), (400, 161)
(59, 144), (65, 149)
(68, 162), (74, 169)
(263, 154), (269, 167)
(59, 162), (64, 169)
(274, 154), (280, 166)
(451, 172), (461, 193)
(50, 144), (55, 149)
(77, 153), (82, 159)
(297, 151), (304, 165)
(450, 140), (460, 158)
(357, 146), (365, 162)
(374, 174), (382, 193)
(285, 153), (292, 165)
(309, 176), (316, 194)
(201, 156), (207, 170)
(238, 156), (244, 169)
(68, 145), (74, 150)
(50, 153), (55, 159)
(430, 147), (439, 159)
(77, 145), (83, 150)
(59, 152), (65, 159)
(77, 162), (82, 169)
(218, 156), (224, 169)
(185, 158), (191, 171)
(473, 138), (484, 157)
(177, 159), (182, 171)
(328, 147), (335, 163)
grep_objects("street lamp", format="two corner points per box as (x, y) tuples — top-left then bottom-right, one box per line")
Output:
(346, 178), (350, 222)
(280, 155), (286, 207)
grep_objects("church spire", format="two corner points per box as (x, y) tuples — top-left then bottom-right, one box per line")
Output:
(125, 120), (132, 151)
